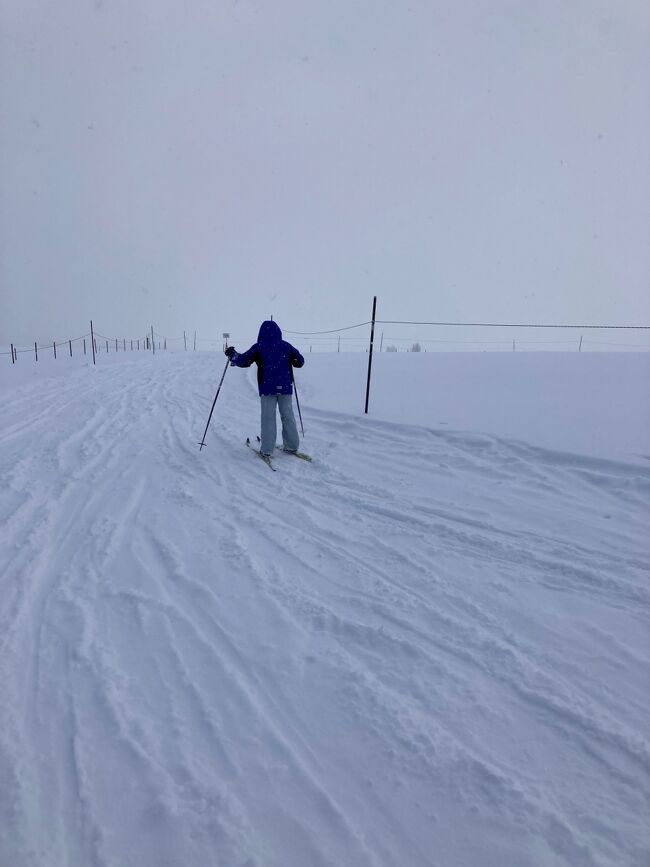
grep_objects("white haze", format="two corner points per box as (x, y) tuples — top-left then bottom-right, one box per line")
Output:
(1, 0), (649, 347)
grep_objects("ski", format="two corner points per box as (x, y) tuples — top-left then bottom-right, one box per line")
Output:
(253, 435), (312, 463)
(246, 438), (276, 471)
(283, 450), (313, 463)
(257, 451), (276, 471)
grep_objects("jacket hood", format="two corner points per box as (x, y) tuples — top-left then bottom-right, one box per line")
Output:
(258, 320), (282, 343)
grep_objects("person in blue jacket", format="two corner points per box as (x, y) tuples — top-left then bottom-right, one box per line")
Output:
(225, 321), (305, 457)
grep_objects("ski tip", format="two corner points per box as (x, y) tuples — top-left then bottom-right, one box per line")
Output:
(258, 452), (276, 471)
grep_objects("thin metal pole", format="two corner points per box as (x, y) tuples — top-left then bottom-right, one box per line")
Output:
(35, 342), (38, 361)
(380, 332), (384, 352)
(91, 319), (96, 364)
(115, 337), (118, 352)
(291, 368), (304, 436)
(194, 331), (196, 351)
(84, 339), (86, 355)
(54, 341), (57, 359)
(10, 343), (15, 364)
(69, 339), (73, 357)
(364, 296), (377, 414)
(106, 340), (108, 353)
(151, 326), (155, 355)
(184, 330), (187, 351)
(579, 335), (583, 352)
(338, 336), (340, 353)
(198, 359), (230, 451)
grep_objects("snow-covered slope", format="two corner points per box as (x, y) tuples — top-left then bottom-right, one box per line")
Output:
(300, 351), (650, 465)
(1, 352), (648, 867)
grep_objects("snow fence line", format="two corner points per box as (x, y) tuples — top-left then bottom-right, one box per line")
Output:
(5, 304), (650, 365)
(5, 305), (650, 432)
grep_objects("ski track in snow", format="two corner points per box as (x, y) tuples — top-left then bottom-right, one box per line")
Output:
(0, 354), (649, 867)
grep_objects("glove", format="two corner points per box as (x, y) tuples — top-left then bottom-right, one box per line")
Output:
(224, 346), (237, 358)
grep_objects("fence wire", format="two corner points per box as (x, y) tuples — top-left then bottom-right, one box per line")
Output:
(375, 319), (650, 330)
(4, 313), (650, 360)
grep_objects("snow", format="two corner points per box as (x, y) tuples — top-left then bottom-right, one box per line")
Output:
(1, 350), (649, 867)
(301, 352), (650, 465)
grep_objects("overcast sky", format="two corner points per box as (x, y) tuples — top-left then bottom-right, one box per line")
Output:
(1, 0), (649, 348)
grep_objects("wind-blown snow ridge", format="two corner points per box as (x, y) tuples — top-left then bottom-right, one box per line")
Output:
(1, 353), (648, 867)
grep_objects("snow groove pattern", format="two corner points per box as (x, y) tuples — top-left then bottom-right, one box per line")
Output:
(1, 354), (648, 867)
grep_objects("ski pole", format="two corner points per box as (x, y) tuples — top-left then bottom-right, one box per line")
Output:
(291, 368), (304, 436)
(198, 359), (230, 451)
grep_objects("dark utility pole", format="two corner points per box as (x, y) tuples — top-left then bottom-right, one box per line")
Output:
(364, 296), (377, 414)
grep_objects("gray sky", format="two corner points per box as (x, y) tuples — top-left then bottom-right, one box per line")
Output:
(1, 0), (649, 348)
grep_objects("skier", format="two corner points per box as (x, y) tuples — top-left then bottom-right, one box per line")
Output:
(225, 321), (305, 458)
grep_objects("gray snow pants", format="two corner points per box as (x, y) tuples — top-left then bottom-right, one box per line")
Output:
(259, 394), (300, 455)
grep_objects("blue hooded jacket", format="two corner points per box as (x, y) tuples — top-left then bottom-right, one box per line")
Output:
(231, 321), (304, 396)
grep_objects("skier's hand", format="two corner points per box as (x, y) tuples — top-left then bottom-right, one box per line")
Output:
(224, 346), (237, 358)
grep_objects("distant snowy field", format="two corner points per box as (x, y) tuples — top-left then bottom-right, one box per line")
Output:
(3, 349), (648, 462)
(1, 350), (649, 867)
(299, 352), (650, 465)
